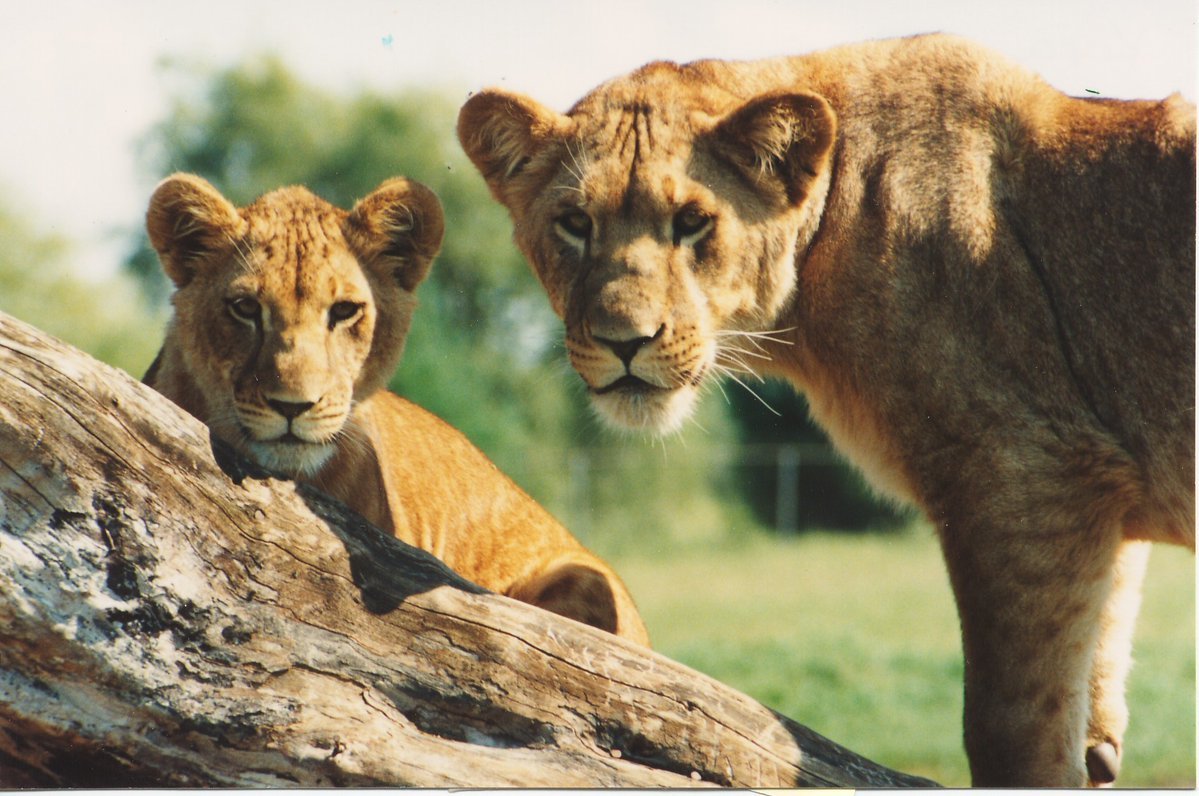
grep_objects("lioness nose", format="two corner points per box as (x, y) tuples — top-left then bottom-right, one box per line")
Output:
(594, 325), (665, 368)
(267, 398), (315, 420)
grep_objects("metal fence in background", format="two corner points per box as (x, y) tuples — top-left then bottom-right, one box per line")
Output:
(500, 442), (874, 539)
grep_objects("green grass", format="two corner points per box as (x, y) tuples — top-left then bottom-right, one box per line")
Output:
(611, 528), (1195, 787)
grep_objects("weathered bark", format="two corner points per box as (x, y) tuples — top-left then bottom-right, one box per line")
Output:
(0, 311), (937, 788)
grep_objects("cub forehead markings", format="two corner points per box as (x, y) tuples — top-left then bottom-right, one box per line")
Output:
(243, 208), (357, 307)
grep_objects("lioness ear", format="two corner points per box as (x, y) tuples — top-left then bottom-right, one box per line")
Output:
(145, 173), (245, 288)
(346, 177), (445, 292)
(709, 92), (837, 205)
(457, 88), (572, 205)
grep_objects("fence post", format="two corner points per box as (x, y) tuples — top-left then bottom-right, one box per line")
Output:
(775, 444), (800, 534)
(569, 448), (592, 536)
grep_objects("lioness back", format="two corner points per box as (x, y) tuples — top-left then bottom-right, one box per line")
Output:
(458, 33), (1193, 785)
(144, 173), (648, 646)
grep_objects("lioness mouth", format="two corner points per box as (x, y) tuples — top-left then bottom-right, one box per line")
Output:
(593, 375), (663, 396)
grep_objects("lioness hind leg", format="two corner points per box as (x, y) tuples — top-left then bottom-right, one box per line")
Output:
(940, 516), (1122, 787)
(1085, 540), (1151, 787)
(509, 561), (650, 646)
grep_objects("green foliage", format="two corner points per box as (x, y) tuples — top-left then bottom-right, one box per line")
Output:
(129, 55), (531, 316)
(123, 54), (890, 545)
(4, 53), (1189, 791)
(124, 54), (753, 543)
(0, 197), (162, 376)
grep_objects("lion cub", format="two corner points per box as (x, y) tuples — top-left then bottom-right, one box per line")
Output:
(143, 173), (648, 645)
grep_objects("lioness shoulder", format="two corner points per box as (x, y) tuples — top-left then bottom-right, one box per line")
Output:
(144, 173), (649, 646)
(458, 33), (1194, 785)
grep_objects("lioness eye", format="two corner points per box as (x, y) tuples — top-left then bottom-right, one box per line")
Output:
(672, 206), (712, 244)
(227, 297), (261, 323)
(328, 301), (363, 327)
(556, 210), (593, 241)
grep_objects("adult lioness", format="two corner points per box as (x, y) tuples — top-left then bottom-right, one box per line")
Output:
(458, 33), (1195, 787)
(143, 173), (649, 646)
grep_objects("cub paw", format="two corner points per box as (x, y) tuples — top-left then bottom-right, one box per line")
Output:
(513, 563), (619, 634)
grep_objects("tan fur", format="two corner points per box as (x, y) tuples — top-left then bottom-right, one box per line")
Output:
(144, 173), (648, 646)
(458, 33), (1194, 786)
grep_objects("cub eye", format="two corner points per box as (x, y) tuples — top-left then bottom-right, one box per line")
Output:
(555, 210), (593, 241)
(226, 297), (261, 323)
(328, 301), (363, 327)
(672, 205), (712, 244)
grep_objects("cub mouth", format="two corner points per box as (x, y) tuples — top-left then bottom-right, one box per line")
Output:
(237, 425), (338, 477)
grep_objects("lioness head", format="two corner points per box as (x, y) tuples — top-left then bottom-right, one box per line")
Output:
(147, 174), (444, 475)
(458, 64), (836, 432)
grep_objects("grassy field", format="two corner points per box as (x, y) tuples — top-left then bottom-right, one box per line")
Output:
(611, 528), (1195, 787)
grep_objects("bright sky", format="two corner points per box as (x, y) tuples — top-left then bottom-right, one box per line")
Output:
(1, 0), (1194, 281)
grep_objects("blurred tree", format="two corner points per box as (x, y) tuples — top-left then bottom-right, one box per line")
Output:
(122, 55), (759, 550)
(126, 56), (558, 454)
(0, 193), (162, 376)
(123, 55), (910, 543)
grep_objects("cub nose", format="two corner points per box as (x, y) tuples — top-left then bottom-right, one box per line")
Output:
(266, 398), (316, 420)
(594, 325), (665, 368)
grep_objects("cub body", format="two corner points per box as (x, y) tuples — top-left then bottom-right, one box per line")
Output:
(458, 34), (1194, 786)
(145, 173), (648, 646)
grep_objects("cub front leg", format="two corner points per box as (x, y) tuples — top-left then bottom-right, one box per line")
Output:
(939, 511), (1124, 787)
(1085, 540), (1151, 786)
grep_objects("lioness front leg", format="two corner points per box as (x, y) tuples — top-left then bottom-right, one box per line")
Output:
(940, 514), (1123, 787)
(1085, 540), (1151, 786)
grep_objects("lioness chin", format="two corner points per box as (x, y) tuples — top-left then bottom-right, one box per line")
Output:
(458, 33), (1195, 787)
(143, 173), (649, 646)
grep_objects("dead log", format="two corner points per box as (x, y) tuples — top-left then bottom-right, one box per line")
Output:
(0, 311), (937, 788)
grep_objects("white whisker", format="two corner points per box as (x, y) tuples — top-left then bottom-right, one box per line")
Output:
(682, 412), (709, 436)
(715, 327), (796, 354)
(334, 416), (374, 459)
(718, 342), (773, 361)
(232, 237), (257, 276)
(714, 349), (767, 382)
(565, 140), (592, 179)
(709, 373), (733, 406)
(719, 326), (797, 340)
(713, 364), (782, 417)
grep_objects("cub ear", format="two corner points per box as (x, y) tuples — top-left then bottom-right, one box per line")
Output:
(709, 92), (837, 206)
(457, 88), (573, 205)
(145, 173), (245, 287)
(346, 177), (445, 292)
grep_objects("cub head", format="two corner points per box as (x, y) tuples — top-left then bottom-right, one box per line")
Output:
(146, 173), (444, 475)
(458, 64), (836, 433)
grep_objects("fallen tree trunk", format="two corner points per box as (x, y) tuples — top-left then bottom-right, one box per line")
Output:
(0, 311), (937, 788)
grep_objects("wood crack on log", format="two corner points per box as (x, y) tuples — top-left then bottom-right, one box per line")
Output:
(0, 311), (939, 788)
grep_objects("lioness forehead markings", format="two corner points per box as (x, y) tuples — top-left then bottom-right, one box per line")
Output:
(571, 107), (692, 221)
